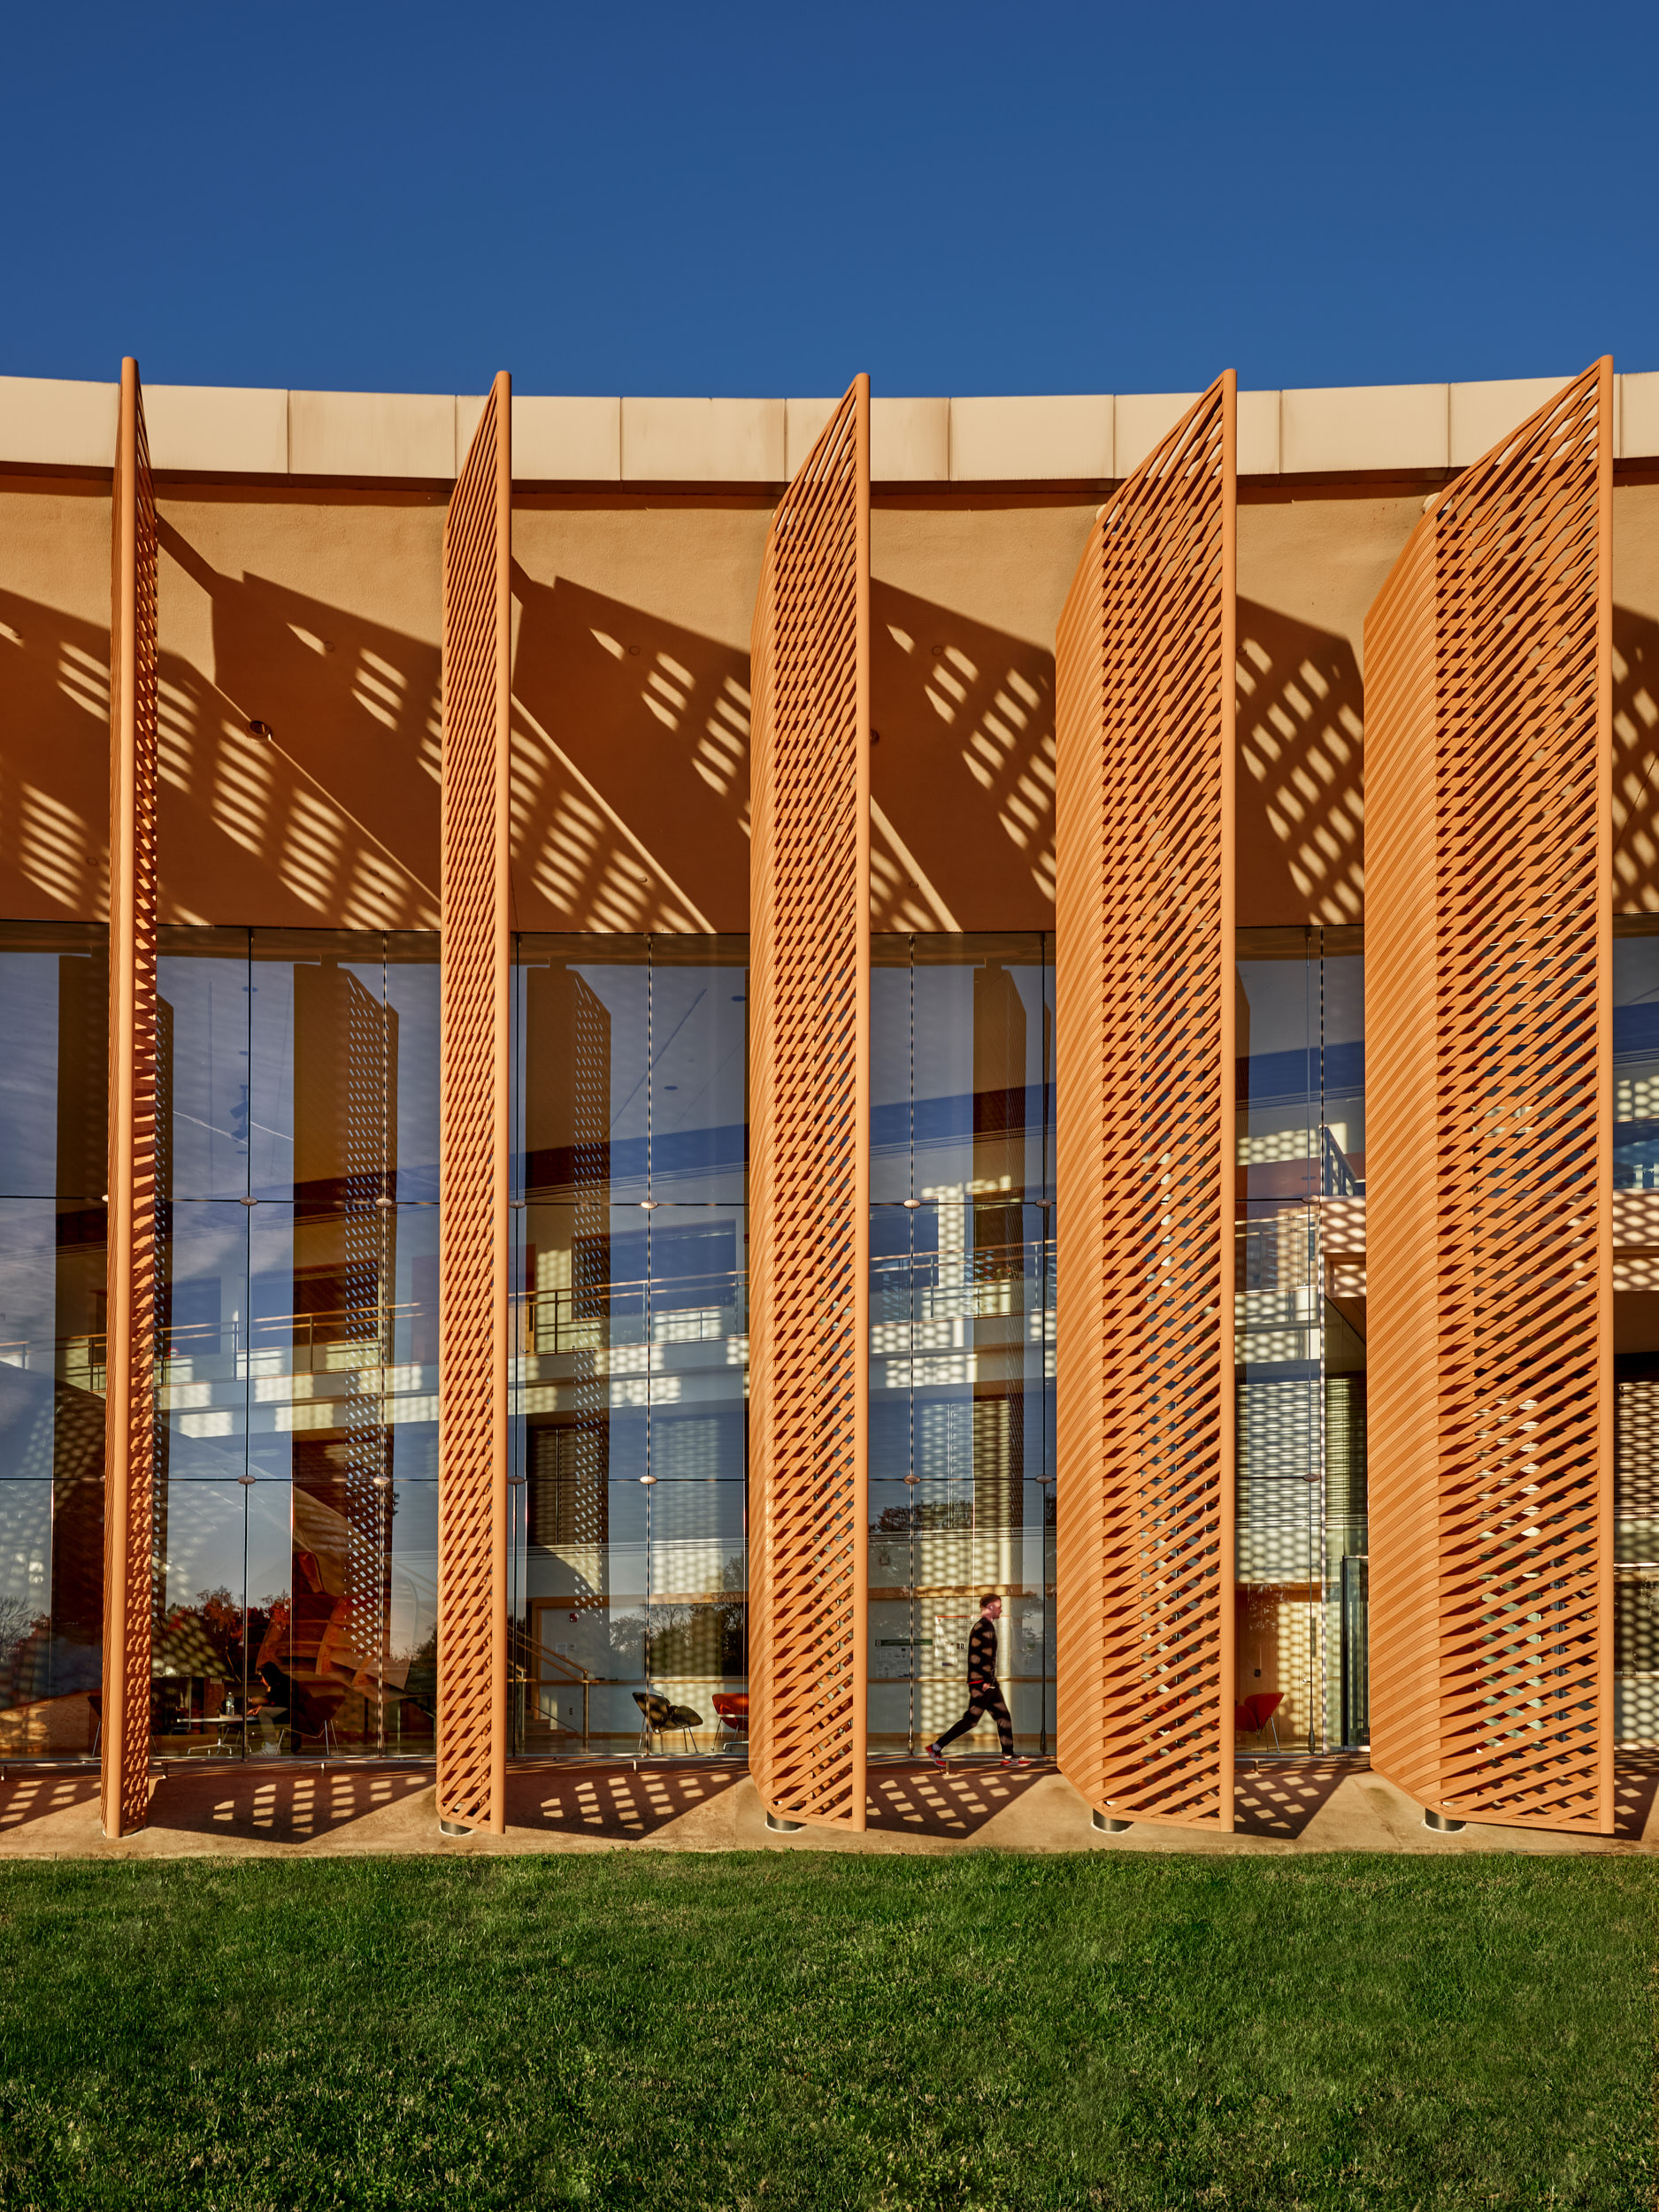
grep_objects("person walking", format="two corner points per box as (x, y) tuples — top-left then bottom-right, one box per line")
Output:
(926, 1594), (1029, 1769)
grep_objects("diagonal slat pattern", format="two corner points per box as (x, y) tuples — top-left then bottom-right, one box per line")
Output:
(436, 373), (513, 1836)
(1054, 374), (1237, 1831)
(1365, 360), (1613, 1833)
(749, 377), (871, 1831)
(103, 358), (160, 1839)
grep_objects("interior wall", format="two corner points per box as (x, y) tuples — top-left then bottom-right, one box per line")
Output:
(6, 466), (1654, 935)
(1613, 479), (1659, 912)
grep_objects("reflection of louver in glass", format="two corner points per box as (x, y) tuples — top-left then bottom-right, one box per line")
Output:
(293, 960), (398, 1710)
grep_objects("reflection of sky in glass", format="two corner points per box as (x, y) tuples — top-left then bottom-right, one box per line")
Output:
(0, 934), (93, 1196)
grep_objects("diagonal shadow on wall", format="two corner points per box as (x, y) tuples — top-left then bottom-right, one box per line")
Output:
(869, 580), (1056, 932)
(0, 587), (117, 920)
(508, 572), (753, 932)
(161, 524), (442, 928)
(1612, 607), (1659, 911)
(1234, 598), (1366, 927)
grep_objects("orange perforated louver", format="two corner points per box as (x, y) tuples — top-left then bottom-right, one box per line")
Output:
(102, 358), (160, 1839)
(436, 373), (512, 1837)
(1053, 373), (1237, 1832)
(748, 376), (871, 1831)
(1364, 360), (1614, 1834)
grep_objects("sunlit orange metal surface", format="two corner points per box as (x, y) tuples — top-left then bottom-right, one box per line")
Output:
(748, 375), (871, 1831)
(1053, 373), (1236, 1832)
(1364, 360), (1613, 1833)
(436, 373), (512, 1836)
(102, 359), (159, 1839)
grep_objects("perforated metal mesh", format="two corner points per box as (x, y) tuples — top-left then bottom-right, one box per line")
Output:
(1365, 360), (1614, 1833)
(748, 377), (871, 1830)
(436, 374), (512, 1835)
(1053, 373), (1237, 1831)
(101, 359), (160, 1839)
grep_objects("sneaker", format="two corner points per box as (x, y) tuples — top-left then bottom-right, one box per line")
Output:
(924, 1742), (949, 1770)
(999, 1755), (1032, 1768)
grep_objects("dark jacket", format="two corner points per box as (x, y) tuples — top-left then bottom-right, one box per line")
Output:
(967, 1614), (998, 1686)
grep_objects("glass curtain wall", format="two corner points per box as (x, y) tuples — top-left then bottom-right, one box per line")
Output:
(0, 924), (442, 1764)
(1613, 919), (1659, 1744)
(157, 928), (442, 1759)
(1235, 926), (1366, 1754)
(868, 933), (1055, 1759)
(0, 924), (108, 1755)
(512, 935), (748, 1754)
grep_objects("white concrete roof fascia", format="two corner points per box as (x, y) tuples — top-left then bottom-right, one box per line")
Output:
(1281, 381), (1449, 475)
(785, 396), (839, 476)
(1113, 391), (1202, 479)
(1449, 376), (1572, 469)
(454, 393), (621, 480)
(1623, 372), (1659, 459)
(1237, 388), (1280, 476)
(872, 396), (949, 482)
(288, 388), (456, 479)
(0, 373), (118, 469)
(3, 370), (1657, 480)
(620, 396), (785, 482)
(144, 383), (288, 474)
(512, 395), (620, 481)
(949, 394), (1113, 481)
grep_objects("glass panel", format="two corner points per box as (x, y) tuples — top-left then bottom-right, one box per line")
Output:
(0, 924), (105, 1201)
(869, 934), (1054, 1761)
(160, 928), (251, 1202)
(518, 936), (649, 1207)
(646, 937), (748, 1203)
(1615, 910), (1659, 1740)
(161, 1201), (250, 1480)
(386, 933), (441, 1204)
(1235, 926), (1368, 1756)
(0, 1483), (66, 1747)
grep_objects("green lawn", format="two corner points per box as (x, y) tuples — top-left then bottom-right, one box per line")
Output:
(0, 1852), (1649, 2210)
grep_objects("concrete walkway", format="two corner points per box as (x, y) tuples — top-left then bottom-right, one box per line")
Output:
(1, 1755), (1655, 1859)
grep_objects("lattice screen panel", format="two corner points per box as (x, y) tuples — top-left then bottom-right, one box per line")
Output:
(1054, 373), (1236, 1831)
(1364, 359), (1613, 1833)
(748, 376), (871, 1831)
(436, 374), (512, 1835)
(102, 359), (160, 1839)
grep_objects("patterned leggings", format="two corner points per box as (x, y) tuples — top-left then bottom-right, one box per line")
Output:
(936, 1681), (1015, 1756)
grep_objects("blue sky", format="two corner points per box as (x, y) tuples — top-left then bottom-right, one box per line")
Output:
(4, 1), (1655, 398)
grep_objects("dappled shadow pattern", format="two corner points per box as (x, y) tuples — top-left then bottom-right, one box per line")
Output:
(870, 581), (1056, 931)
(866, 1757), (1046, 1839)
(1612, 608), (1659, 911)
(509, 572), (752, 931)
(0, 1769), (99, 1833)
(0, 554), (442, 929)
(146, 1761), (433, 1845)
(1234, 599), (1365, 927)
(507, 1757), (744, 1839)
(1612, 1754), (1659, 1841)
(1233, 1758), (1356, 1839)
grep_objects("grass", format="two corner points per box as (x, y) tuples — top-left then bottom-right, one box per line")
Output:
(0, 1852), (1649, 2211)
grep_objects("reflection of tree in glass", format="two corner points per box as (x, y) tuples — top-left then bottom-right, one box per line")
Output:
(0, 1596), (46, 1702)
(622, 1570), (749, 1683)
(870, 1501), (972, 1537)
(402, 1627), (437, 1718)
(153, 1586), (289, 1696)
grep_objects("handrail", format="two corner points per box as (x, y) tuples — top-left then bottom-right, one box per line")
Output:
(509, 1619), (595, 1752)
